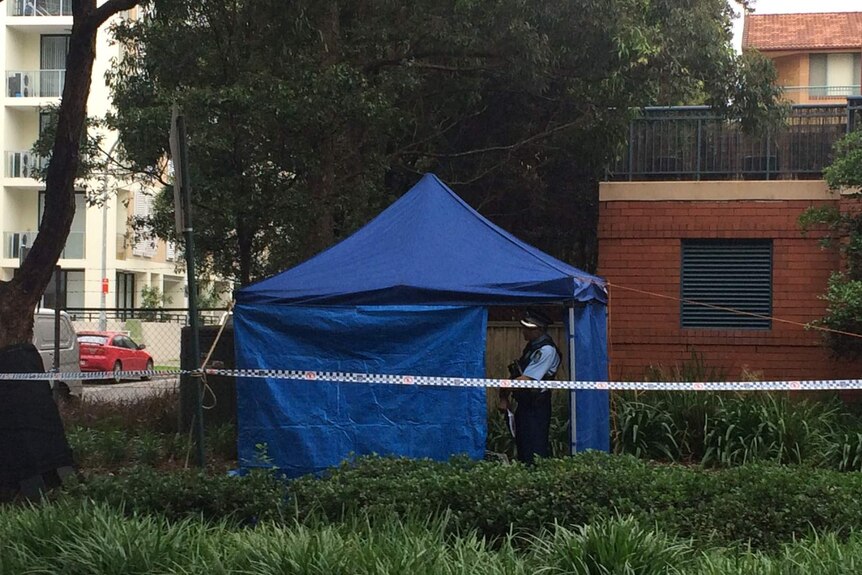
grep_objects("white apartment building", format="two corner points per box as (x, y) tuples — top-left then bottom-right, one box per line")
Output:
(0, 1), (188, 313)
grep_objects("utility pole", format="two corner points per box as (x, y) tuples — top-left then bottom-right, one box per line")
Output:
(170, 105), (205, 467)
(99, 138), (120, 332)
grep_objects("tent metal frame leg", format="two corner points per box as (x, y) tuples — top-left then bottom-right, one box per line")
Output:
(567, 303), (577, 454)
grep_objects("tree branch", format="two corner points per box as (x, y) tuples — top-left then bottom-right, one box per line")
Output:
(92, 0), (138, 28)
(363, 51), (503, 74)
(401, 112), (594, 159)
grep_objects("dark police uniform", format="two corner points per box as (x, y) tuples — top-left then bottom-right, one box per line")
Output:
(512, 332), (561, 464)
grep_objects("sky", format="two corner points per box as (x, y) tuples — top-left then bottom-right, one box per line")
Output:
(732, 0), (861, 52)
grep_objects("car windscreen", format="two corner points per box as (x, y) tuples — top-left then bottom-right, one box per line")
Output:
(78, 335), (108, 346)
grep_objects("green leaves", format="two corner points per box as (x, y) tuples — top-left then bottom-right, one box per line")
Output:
(107, 0), (780, 283)
(797, 128), (862, 357)
(613, 390), (847, 468)
(824, 129), (862, 194)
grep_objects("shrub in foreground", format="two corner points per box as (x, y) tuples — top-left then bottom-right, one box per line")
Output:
(59, 453), (862, 550)
(288, 453), (862, 550)
(65, 466), (286, 525)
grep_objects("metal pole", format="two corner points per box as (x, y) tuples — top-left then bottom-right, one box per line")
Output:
(53, 267), (61, 376)
(175, 113), (205, 467)
(100, 138), (120, 331)
(567, 303), (577, 454)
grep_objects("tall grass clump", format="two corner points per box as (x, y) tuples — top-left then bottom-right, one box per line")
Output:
(0, 501), (217, 575)
(9, 501), (862, 574)
(529, 516), (693, 575)
(0, 501), (524, 575)
(613, 389), (848, 467)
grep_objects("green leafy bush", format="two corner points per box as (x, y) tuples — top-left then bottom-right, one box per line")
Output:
(65, 467), (287, 525)
(288, 453), (862, 550)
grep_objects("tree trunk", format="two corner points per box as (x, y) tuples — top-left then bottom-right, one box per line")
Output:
(236, 214), (254, 286)
(0, 0), (137, 346)
(307, 1), (339, 257)
(0, 0), (142, 499)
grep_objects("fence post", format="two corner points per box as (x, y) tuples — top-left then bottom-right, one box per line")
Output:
(696, 118), (702, 181)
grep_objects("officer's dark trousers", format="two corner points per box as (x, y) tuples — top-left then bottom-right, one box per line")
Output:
(513, 389), (551, 465)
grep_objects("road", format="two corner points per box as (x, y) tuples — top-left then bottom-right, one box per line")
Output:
(83, 374), (179, 402)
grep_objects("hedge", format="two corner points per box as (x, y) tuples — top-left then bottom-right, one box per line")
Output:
(288, 453), (862, 550)
(61, 453), (862, 550)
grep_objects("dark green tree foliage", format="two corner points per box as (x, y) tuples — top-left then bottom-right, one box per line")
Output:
(108, 0), (780, 285)
(799, 129), (862, 358)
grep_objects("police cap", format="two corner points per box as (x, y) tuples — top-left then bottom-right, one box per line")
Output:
(520, 309), (552, 329)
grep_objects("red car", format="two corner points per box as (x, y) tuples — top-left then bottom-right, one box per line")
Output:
(78, 331), (153, 382)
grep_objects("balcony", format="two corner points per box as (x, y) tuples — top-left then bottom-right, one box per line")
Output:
(782, 85), (862, 103)
(6, 70), (65, 100)
(6, 150), (46, 179)
(7, 0), (72, 16)
(607, 103), (853, 182)
(3, 230), (85, 260)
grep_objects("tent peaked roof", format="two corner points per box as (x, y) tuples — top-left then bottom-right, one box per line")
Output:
(239, 173), (607, 306)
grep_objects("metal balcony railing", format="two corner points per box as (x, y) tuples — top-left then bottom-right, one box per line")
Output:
(7, 0), (72, 16)
(6, 70), (65, 99)
(607, 103), (853, 181)
(3, 230), (85, 260)
(6, 150), (47, 178)
(782, 85), (862, 100)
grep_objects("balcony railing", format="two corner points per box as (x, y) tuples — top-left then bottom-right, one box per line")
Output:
(7, 0), (72, 16)
(6, 150), (47, 178)
(3, 230), (85, 260)
(607, 103), (853, 181)
(782, 85), (862, 100)
(6, 70), (65, 99)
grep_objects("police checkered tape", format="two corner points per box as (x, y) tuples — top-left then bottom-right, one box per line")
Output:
(2, 367), (862, 392)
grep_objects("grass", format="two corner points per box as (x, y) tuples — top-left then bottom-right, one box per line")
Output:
(6, 501), (862, 574)
(56, 388), (236, 471)
(59, 389), (181, 434)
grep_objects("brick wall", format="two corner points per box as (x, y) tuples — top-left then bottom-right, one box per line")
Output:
(598, 193), (862, 382)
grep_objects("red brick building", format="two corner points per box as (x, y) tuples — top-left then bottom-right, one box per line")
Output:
(598, 180), (854, 381)
(597, 11), (862, 382)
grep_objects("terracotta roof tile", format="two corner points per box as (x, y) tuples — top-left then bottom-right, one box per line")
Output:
(742, 12), (862, 51)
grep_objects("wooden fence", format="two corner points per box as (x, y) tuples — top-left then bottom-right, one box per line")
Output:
(486, 322), (569, 380)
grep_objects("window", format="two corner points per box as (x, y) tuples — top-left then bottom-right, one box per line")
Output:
(132, 190), (157, 257)
(809, 53), (861, 97)
(39, 111), (52, 135)
(41, 268), (84, 310)
(40, 35), (69, 97)
(116, 271), (136, 312)
(34, 315), (72, 350)
(680, 240), (772, 329)
(39, 191), (86, 258)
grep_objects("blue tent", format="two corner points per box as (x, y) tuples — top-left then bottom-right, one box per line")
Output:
(235, 173), (609, 475)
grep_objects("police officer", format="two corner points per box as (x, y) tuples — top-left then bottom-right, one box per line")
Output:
(499, 309), (561, 464)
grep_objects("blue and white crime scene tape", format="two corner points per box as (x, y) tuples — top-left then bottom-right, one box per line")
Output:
(1, 367), (862, 392)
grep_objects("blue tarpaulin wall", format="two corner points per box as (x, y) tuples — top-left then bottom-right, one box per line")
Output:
(235, 304), (488, 476)
(569, 302), (610, 453)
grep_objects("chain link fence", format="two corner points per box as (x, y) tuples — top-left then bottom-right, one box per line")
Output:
(64, 307), (229, 405)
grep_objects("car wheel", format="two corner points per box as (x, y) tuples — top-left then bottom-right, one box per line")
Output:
(142, 359), (154, 381)
(112, 361), (122, 384)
